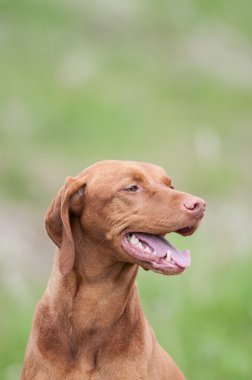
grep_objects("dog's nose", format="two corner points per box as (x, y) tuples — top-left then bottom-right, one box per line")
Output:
(183, 197), (206, 218)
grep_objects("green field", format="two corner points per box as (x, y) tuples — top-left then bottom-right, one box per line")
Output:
(0, 1), (252, 379)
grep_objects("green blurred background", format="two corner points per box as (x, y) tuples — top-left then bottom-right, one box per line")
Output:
(0, 0), (252, 379)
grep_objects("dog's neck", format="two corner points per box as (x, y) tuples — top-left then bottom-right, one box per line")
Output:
(72, 242), (140, 336)
(47, 233), (142, 354)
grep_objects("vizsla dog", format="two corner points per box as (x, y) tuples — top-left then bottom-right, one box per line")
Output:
(21, 160), (205, 380)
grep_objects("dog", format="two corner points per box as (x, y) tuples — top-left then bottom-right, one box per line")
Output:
(21, 160), (205, 379)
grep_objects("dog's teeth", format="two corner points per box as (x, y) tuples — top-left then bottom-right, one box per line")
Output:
(132, 239), (139, 245)
(130, 234), (139, 245)
(137, 242), (143, 249)
(166, 250), (171, 262)
(145, 246), (151, 253)
(153, 250), (158, 256)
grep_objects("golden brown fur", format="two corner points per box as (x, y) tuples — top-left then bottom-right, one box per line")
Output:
(21, 160), (205, 380)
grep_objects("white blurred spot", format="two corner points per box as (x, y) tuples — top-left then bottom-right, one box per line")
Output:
(181, 25), (252, 87)
(64, 0), (139, 18)
(92, 0), (137, 16)
(194, 127), (222, 163)
(2, 99), (33, 136)
(56, 50), (97, 88)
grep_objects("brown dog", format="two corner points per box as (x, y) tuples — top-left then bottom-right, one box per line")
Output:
(21, 160), (205, 380)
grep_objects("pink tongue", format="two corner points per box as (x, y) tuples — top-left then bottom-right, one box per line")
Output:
(135, 233), (191, 268)
(169, 248), (191, 268)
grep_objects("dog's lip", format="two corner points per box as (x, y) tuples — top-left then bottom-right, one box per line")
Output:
(141, 260), (185, 275)
(121, 230), (191, 275)
(123, 224), (196, 238)
(175, 225), (196, 236)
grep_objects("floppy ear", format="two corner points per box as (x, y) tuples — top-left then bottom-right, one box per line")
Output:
(45, 176), (86, 276)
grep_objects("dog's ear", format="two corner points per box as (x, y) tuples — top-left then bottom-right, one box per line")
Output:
(45, 176), (86, 276)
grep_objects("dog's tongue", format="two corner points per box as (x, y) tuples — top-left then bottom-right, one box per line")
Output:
(135, 233), (191, 268)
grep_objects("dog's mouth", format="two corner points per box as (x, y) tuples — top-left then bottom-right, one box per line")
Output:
(122, 231), (193, 275)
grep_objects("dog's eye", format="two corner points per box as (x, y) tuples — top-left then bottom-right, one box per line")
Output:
(124, 185), (140, 193)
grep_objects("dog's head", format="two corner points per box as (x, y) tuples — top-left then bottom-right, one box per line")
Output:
(45, 160), (206, 276)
